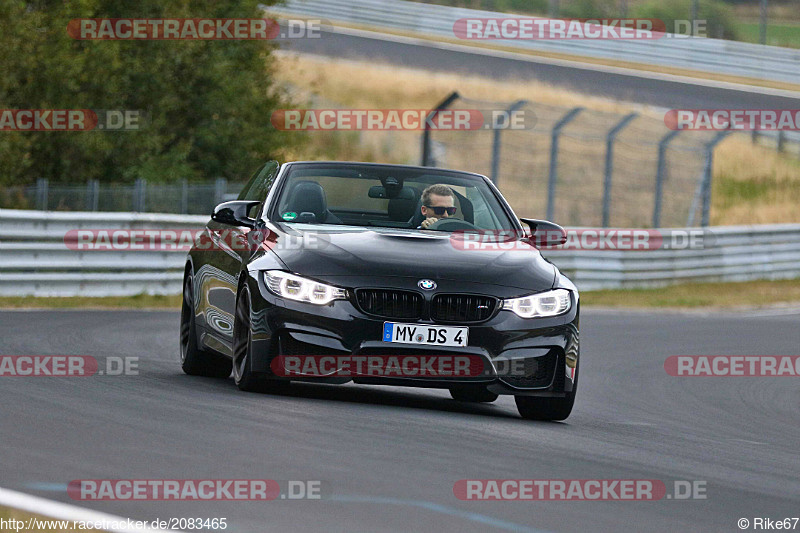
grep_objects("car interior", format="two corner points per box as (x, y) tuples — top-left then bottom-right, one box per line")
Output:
(277, 172), (478, 230)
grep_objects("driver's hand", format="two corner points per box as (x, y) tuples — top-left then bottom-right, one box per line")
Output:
(421, 217), (439, 229)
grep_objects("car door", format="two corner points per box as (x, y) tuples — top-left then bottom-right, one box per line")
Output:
(198, 161), (279, 354)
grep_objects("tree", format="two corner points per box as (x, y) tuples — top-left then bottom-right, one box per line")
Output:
(0, 0), (297, 185)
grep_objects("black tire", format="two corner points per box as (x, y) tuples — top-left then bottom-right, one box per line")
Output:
(232, 285), (290, 393)
(449, 385), (498, 403)
(180, 271), (232, 378)
(515, 363), (578, 421)
(232, 285), (265, 392)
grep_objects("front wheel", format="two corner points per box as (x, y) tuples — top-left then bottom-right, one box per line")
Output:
(232, 285), (287, 393)
(180, 271), (232, 378)
(232, 285), (265, 392)
(515, 364), (578, 421)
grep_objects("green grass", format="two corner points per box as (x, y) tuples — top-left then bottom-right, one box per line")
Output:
(715, 175), (775, 203)
(733, 22), (800, 48)
(582, 279), (800, 309)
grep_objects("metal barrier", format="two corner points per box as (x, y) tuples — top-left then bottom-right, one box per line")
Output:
(0, 210), (207, 297)
(2, 209), (800, 296)
(0, 179), (240, 214)
(546, 225), (800, 290)
(267, 0), (800, 85)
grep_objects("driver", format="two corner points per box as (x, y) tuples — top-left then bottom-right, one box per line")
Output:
(419, 184), (458, 229)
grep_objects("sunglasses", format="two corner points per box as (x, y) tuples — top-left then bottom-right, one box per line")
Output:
(424, 205), (458, 216)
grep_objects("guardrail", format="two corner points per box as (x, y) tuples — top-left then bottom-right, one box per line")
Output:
(0, 210), (207, 297)
(2, 209), (800, 296)
(546, 225), (800, 289)
(267, 0), (800, 85)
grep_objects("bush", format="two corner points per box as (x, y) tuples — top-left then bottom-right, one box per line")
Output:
(411, 0), (549, 16)
(0, 0), (298, 186)
(559, 0), (618, 19)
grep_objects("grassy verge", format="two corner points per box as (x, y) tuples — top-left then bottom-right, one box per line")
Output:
(0, 293), (181, 309)
(0, 505), (102, 533)
(2, 280), (800, 310)
(581, 279), (800, 309)
(734, 21), (800, 48)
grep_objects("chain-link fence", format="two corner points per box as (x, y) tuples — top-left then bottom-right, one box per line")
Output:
(422, 92), (759, 228)
(0, 178), (241, 215)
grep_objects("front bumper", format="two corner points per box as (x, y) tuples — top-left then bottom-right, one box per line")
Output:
(246, 272), (579, 397)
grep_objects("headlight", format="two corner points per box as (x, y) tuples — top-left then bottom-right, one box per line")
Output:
(264, 270), (347, 305)
(501, 289), (571, 318)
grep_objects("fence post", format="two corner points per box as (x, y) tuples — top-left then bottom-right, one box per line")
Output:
(85, 179), (99, 211)
(490, 100), (528, 186)
(546, 107), (583, 221)
(214, 177), (227, 206)
(602, 112), (637, 227)
(133, 178), (146, 212)
(181, 179), (189, 214)
(421, 91), (460, 167)
(700, 131), (731, 227)
(652, 130), (681, 228)
(36, 178), (49, 211)
(777, 130), (785, 153)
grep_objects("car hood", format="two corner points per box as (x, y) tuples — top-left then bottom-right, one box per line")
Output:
(261, 223), (556, 292)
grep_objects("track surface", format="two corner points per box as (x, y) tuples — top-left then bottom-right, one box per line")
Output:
(1, 309), (799, 532)
(279, 29), (800, 110)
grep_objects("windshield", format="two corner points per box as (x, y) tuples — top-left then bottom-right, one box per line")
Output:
(270, 164), (515, 231)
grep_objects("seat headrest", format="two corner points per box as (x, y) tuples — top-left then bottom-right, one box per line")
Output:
(286, 181), (328, 222)
(388, 188), (420, 222)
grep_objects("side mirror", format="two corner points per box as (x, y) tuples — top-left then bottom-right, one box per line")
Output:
(520, 218), (567, 246)
(212, 200), (261, 228)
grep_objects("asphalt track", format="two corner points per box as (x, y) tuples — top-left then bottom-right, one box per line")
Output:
(278, 28), (800, 110)
(1, 308), (799, 532)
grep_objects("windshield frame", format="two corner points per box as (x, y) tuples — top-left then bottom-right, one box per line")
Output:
(264, 161), (522, 232)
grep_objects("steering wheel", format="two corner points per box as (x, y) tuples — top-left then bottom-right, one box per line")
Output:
(425, 218), (480, 232)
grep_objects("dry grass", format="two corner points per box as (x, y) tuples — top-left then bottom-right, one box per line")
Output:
(274, 50), (651, 172)
(0, 294), (181, 309)
(0, 506), (103, 533)
(275, 50), (649, 113)
(274, 52), (800, 225)
(712, 136), (800, 225)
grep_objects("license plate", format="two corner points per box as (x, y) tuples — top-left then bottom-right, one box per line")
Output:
(382, 322), (468, 347)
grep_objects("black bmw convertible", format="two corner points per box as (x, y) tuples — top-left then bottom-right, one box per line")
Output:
(180, 161), (579, 421)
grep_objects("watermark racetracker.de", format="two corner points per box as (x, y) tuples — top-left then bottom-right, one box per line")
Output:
(665, 109), (800, 131)
(269, 354), (543, 379)
(665, 356), (800, 376)
(269, 108), (536, 131)
(449, 228), (713, 251)
(0, 356), (138, 376)
(68, 479), (325, 500)
(67, 18), (323, 40)
(453, 479), (707, 500)
(63, 228), (326, 252)
(0, 109), (144, 131)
